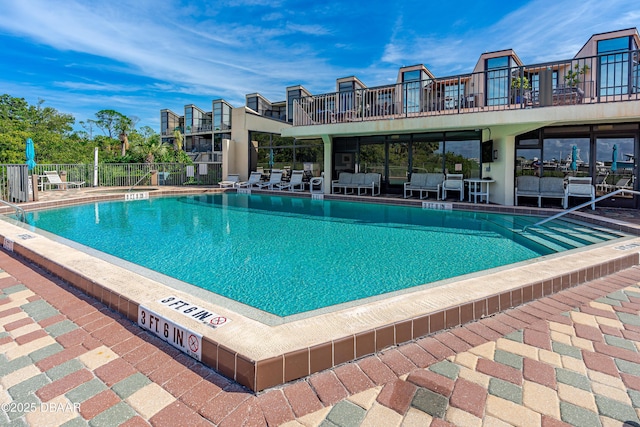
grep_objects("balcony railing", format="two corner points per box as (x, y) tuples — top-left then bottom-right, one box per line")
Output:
(293, 50), (640, 126)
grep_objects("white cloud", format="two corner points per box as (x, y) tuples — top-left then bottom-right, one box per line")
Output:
(0, 0), (638, 131)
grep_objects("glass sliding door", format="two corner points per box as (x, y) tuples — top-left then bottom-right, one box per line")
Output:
(388, 140), (410, 191)
(411, 135), (443, 174)
(595, 136), (636, 207)
(444, 140), (480, 178)
(359, 143), (385, 175)
(542, 137), (590, 178)
(293, 140), (324, 178)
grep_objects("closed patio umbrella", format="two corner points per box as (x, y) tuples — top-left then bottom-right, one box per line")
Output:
(611, 144), (618, 172)
(570, 145), (578, 171)
(25, 138), (36, 170)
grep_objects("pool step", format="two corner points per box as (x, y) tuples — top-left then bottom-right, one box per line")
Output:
(484, 215), (623, 253)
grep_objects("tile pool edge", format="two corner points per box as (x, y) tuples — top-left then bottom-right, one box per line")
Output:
(1, 215), (638, 392)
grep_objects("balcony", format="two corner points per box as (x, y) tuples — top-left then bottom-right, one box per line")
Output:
(293, 50), (640, 126)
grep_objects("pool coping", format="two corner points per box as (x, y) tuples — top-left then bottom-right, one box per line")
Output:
(1, 187), (640, 392)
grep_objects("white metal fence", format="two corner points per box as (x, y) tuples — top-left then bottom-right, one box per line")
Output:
(0, 162), (222, 202)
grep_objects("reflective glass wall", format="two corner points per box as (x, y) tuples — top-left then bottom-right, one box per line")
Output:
(515, 124), (639, 208)
(250, 133), (324, 177)
(334, 131), (481, 193)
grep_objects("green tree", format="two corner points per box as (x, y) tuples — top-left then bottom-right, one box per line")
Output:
(90, 110), (138, 156)
(172, 128), (184, 151)
(0, 95), (77, 164)
(131, 133), (171, 164)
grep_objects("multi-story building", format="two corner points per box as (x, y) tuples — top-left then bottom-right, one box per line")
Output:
(163, 28), (640, 209)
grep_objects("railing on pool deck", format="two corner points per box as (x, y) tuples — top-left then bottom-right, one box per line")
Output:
(128, 170), (152, 192)
(0, 198), (26, 222)
(527, 188), (640, 230)
(0, 162), (223, 202)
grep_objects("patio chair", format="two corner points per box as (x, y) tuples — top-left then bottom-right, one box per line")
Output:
(43, 171), (85, 190)
(403, 173), (427, 199)
(404, 173), (443, 199)
(539, 177), (566, 208)
(219, 174), (240, 188)
(515, 175), (540, 206)
(565, 176), (596, 210)
(441, 174), (464, 201)
(237, 171), (263, 188)
(276, 170), (305, 192)
(255, 170), (283, 190)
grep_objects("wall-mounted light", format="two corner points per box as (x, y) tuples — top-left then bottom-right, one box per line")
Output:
(493, 149), (499, 161)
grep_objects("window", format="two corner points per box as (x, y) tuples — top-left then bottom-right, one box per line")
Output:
(598, 36), (632, 96)
(530, 71), (558, 92)
(338, 82), (355, 112)
(542, 137), (590, 177)
(287, 89), (302, 123)
(402, 70), (421, 82)
(185, 109), (193, 134)
(443, 83), (465, 108)
(402, 71), (422, 114)
(486, 56), (510, 106)
(250, 132), (323, 176)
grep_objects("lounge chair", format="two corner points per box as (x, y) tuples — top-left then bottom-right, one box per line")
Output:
(43, 171), (85, 190)
(594, 172), (609, 192)
(565, 176), (595, 210)
(255, 170), (283, 190)
(613, 177), (632, 190)
(219, 174), (240, 188)
(276, 170), (305, 192)
(237, 171), (263, 188)
(441, 174), (464, 201)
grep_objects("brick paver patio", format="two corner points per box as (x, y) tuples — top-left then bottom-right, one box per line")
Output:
(3, 248), (640, 426)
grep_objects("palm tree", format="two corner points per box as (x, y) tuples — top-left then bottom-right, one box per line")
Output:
(132, 136), (171, 164)
(172, 128), (184, 151)
(118, 116), (132, 157)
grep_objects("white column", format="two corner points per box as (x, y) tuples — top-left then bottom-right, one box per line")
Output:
(322, 135), (332, 194)
(221, 138), (230, 181)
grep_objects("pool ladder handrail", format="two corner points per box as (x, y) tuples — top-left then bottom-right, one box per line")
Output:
(525, 188), (640, 231)
(0, 199), (26, 222)
(128, 170), (152, 192)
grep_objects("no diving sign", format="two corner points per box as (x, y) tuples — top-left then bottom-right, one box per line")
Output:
(209, 316), (228, 327)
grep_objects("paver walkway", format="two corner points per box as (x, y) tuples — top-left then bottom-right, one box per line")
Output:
(3, 249), (640, 426)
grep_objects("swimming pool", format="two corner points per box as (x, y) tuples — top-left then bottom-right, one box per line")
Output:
(24, 193), (623, 317)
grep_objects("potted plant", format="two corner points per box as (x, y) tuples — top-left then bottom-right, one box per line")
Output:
(511, 76), (531, 103)
(564, 64), (590, 88)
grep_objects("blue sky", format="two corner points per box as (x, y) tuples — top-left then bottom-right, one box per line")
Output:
(0, 0), (638, 132)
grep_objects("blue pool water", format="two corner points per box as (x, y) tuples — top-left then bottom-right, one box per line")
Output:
(23, 194), (618, 316)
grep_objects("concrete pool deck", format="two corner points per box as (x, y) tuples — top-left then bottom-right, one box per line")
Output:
(3, 187), (640, 425)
